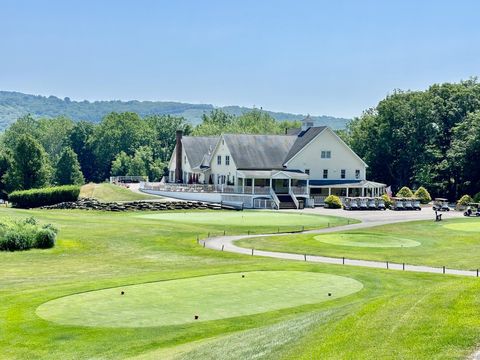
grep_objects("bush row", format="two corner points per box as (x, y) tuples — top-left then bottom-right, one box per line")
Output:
(0, 217), (57, 251)
(8, 185), (80, 208)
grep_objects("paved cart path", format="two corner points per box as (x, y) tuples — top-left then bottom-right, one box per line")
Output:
(202, 209), (479, 277)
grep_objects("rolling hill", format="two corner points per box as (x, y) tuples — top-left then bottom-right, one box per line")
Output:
(0, 91), (350, 131)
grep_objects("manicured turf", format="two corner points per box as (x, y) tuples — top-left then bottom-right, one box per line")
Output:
(140, 211), (352, 233)
(443, 221), (480, 232)
(237, 217), (480, 269)
(314, 233), (420, 248)
(2, 207), (480, 359)
(37, 271), (362, 327)
(80, 182), (162, 202)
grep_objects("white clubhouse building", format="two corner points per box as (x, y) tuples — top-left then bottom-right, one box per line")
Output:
(142, 118), (386, 209)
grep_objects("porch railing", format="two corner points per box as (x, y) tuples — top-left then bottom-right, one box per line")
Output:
(142, 182), (301, 196)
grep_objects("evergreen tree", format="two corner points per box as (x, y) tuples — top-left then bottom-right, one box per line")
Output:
(55, 147), (85, 185)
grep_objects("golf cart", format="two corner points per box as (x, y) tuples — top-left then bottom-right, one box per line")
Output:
(412, 198), (422, 211)
(359, 197), (368, 210)
(464, 203), (480, 217)
(392, 197), (405, 211)
(367, 197), (377, 210)
(376, 197), (386, 210)
(403, 198), (414, 210)
(343, 197), (356, 210)
(433, 198), (450, 212)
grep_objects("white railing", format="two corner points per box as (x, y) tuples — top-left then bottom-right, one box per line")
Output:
(291, 186), (309, 195)
(143, 182), (275, 195)
(269, 188), (280, 210)
(289, 188), (299, 209)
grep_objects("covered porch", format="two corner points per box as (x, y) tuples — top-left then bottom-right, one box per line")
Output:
(236, 170), (310, 196)
(310, 180), (386, 206)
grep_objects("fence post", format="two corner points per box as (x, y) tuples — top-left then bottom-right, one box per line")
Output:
(386, 261), (389, 269)
(223, 230), (226, 236)
(248, 230), (250, 235)
(304, 254), (307, 261)
(207, 232), (210, 238)
(443, 266), (445, 274)
(278, 227), (280, 233)
(222, 244), (224, 251)
(252, 248), (254, 256)
(203, 241), (206, 248)
(342, 257), (345, 265)
(477, 269), (479, 277)
(402, 263), (405, 271)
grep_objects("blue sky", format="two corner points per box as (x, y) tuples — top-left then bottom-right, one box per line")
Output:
(1, 0), (480, 118)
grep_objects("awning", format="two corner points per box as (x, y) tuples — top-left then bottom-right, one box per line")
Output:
(237, 170), (309, 180)
(310, 180), (386, 188)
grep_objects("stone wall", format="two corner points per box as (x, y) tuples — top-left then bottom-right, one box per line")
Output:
(40, 198), (225, 211)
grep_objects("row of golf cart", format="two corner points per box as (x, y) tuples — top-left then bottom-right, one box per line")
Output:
(343, 197), (386, 210)
(343, 197), (423, 211)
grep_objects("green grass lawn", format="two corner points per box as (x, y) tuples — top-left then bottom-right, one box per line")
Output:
(80, 182), (162, 202)
(237, 217), (480, 270)
(140, 211), (353, 234)
(1, 207), (480, 359)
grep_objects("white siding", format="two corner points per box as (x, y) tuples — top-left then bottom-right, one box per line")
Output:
(286, 128), (366, 180)
(209, 136), (238, 185)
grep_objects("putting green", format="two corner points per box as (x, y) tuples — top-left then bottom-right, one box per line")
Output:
(443, 222), (480, 232)
(36, 271), (362, 328)
(314, 233), (420, 248)
(138, 211), (337, 227)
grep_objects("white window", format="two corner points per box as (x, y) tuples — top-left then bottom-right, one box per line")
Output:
(321, 151), (332, 159)
(323, 169), (328, 179)
(217, 155), (221, 165)
(341, 169), (346, 179)
(226, 155), (230, 165)
(355, 170), (360, 179)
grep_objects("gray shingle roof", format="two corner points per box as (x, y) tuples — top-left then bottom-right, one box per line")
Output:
(182, 136), (218, 169)
(223, 134), (297, 169)
(284, 126), (326, 163)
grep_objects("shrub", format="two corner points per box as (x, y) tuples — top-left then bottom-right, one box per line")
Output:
(0, 217), (57, 251)
(0, 228), (34, 251)
(457, 194), (473, 206)
(9, 185), (80, 208)
(396, 186), (414, 198)
(414, 187), (431, 204)
(34, 229), (56, 249)
(324, 195), (342, 209)
(381, 194), (393, 209)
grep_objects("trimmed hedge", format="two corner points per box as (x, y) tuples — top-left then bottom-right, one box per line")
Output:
(9, 185), (80, 208)
(396, 186), (414, 198)
(325, 195), (342, 209)
(414, 187), (432, 204)
(457, 194), (473, 206)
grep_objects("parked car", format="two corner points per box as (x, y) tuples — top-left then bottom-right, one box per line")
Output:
(433, 198), (450, 212)
(464, 203), (480, 217)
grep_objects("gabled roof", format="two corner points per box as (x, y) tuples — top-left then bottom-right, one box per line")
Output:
(284, 126), (326, 163)
(182, 136), (218, 169)
(223, 134), (297, 170)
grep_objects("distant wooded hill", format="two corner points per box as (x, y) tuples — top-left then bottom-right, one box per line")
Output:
(0, 91), (350, 132)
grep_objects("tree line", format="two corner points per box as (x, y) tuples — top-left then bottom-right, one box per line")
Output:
(0, 109), (299, 198)
(346, 78), (480, 200)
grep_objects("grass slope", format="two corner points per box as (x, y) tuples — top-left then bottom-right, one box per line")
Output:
(1, 208), (480, 359)
(80, 183), (161, 202)
(237, 218), (480, 269)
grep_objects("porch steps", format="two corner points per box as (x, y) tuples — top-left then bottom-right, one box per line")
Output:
(277, 194), (297, 209)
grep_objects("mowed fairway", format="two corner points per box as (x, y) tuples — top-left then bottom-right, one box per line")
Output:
(140, 211), (351, 233)
(2, 207), (480, 359)
(37, 271), (363, 327)
(237, 217), (480, 269)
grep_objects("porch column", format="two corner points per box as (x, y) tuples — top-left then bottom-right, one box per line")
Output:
(242, 178), (245, 194)
(306, 179), (310, 195)
(252, 178), (255, 194)
(328, 187), (331, 196)
(288, 178), (292, 192)
(269, 178), (272, 189)
(346, 187), (349, 197)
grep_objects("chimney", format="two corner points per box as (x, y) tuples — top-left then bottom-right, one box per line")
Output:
(175, 130), (183, 183)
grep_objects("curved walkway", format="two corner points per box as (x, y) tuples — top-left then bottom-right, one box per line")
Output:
(202, 209), (479, 278)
